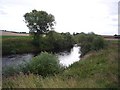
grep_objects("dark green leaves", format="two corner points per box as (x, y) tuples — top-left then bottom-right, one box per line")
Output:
(24, 9), (55, 34)
(24, 10), (55, 46)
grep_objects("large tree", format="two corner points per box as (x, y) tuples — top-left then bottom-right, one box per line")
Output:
(24, 10), (55, 45)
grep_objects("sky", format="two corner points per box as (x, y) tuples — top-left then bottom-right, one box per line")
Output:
(0, 0), (119, 35)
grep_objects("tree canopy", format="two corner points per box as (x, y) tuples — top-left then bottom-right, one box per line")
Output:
(24, 10), (55, 35)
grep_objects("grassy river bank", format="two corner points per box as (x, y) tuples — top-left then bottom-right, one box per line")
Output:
(2, 40), (119, 88)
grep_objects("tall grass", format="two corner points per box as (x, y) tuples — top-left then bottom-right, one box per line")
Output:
(2, 36), (37, 55)
(2, 40), (119, 88)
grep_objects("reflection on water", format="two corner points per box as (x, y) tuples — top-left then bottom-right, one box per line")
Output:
(2, 45), (81, 67)
(57, 45), (81, 67)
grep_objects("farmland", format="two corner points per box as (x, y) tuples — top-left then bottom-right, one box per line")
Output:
(0, 30), (29, 36)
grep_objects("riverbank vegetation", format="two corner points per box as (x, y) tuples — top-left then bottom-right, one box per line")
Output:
(3, 52), (63, 77)
(2, 36), (37, 55)
(2, 31), (106, 56)
(2, 31), (74, 55)
(3, 40), (119, 88)
(73, 32), (106, 57)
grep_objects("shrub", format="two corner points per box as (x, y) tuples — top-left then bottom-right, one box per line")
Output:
(92, 36), (105, 51)
(28, 52), (61, 76)
(2, 32), (74, 55)
(3, 52), (63, 77)
(38, 31), (74, 52)
(74, 33), (106, 57)
(80, 42), (92, 56)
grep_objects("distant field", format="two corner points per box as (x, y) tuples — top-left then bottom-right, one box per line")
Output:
(1, 31), (119, 40)
(1, 30), (119, 43)
(0, 31), (29, 36)
(1, 36), (31, 39)
(102, 35), (119, 40)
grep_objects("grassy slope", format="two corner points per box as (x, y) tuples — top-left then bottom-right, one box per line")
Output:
(2, 36), (38, 55)
(3, 40), (119, 88)
(62, 40), (118, 88)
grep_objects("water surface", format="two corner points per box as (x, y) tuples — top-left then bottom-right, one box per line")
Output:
(2, 45), (81, 67)
(58, 45), (81, 67)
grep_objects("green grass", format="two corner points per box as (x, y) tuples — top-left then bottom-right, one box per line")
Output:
(62, 41), (118, 88)
(1, 36), (30, 39)
(2, 40), (119, 88)
(2, 36), (38, 55)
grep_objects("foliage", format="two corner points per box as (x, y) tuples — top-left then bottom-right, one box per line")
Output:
(3, 41), (119, 88)
(3, 52), (62, 77)
(2, 36), (37, 55)
(2, 32), (74, 55)
(27, 31), (74, 52)
(39, 31), (74, 51)
(74, 32), (106, 56)
(27, 52), (61, 76)
(24, 10), (55, 46)
(92, 36), (105, 50)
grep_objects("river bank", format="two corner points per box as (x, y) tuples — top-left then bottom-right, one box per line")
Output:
(3, 40), (119, 88)
(2, 33), (74, 55)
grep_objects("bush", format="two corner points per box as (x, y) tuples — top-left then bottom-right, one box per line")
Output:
(3, 52), (63, 77)
(80, 42), (92, 56)
(39, 31), (74, 52)
(92, 36), (105, 51)
(28, 52), (61, 76)
(74, 33), (106, 57)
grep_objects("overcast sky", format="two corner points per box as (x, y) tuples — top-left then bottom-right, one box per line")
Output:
(0, 0), (119, 35)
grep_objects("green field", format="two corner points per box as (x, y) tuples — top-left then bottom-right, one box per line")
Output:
(1, 36), (30, 39)
(3, 40), (119, 88)
(2, 36), (37, 55)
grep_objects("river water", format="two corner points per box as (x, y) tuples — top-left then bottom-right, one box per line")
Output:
(2, 45), (81, 67)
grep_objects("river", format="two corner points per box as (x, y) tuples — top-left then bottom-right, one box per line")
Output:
(2, 45), (81, 67)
